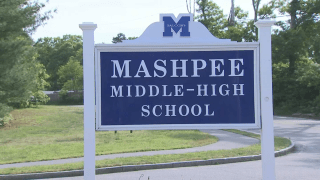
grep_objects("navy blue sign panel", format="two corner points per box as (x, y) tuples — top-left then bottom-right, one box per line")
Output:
(99, 50), (255, 127)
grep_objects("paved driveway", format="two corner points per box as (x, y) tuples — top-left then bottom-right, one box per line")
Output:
(44, 116), (320, 180)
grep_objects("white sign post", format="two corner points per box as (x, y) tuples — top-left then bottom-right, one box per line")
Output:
(79, 22), (97, 180)
(80, 15), (276, 180)
(255, 20), (276, 180)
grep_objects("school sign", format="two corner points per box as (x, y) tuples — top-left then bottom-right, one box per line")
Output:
(80, 14), (276, 180)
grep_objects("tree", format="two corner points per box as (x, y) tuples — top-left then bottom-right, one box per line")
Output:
(35, 35), (83, 90)
(195, 0), (226, 38)
(57, 57), (83, 91)
(31, 63), (50, 104)
(268, 0), (320, 113)
(270, 0), (320, 72)
(195, 0), (256, 42)
(223, 7), (257, 42)
(252, 0), (261, 22)
(112, 33), (126, 43)
(112, 33), (137, 43)
(0, 0), (52, 119)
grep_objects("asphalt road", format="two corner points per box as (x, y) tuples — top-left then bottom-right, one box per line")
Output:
(44, 116), (320, 180)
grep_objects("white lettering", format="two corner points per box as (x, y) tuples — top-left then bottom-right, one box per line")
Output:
(197, 84), (208, 96)
(141, 104), (216, 117)
(229, 59), (244, 76)
(111, 60), (131, 78)
(219, 84), (230, 96)
(111, 86), (123, 97)
(135, 85), (146, 97)
(162, 85), (172, 96)
(127, 85), (132, 97)
(211, 84), (216, 96)
(191, 59), (206, 77)
(179, 104), (189, 116)
(165, 105), (176, 116)
(153, 105), (162, 117)
(149, 85), (159, 97)
(233, 84), (244, 95)
(134, 60), (151, 78)
(174, 85), (184, 96)
(210, 59), (224, 77)
(141, 105), (150, 117)
(205, 104), (215, 116)
(171, 59), (188, 77)
(191, 104), (202, 116)
(154, 59), (167, 78)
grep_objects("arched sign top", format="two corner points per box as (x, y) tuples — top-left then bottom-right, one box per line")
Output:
(121, 13), (234, 44)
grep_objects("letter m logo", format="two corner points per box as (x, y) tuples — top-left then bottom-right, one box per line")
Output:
(163, 16), (190, 37)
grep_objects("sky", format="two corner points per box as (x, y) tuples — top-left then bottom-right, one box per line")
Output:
(33, 0), (271, 44)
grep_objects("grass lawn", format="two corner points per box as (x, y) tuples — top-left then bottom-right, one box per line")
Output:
(0, 105), (217, 165)
(0, 131), (292, 175)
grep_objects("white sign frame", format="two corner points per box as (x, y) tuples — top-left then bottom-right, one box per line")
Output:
(95, 43), (261, 131)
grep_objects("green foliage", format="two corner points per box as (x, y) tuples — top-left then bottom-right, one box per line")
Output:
(127, 36), (138, 40)
(272, 28), (308, 68)
(0, 114), (13, 127)
(195, 0), (256, 42)
(58, 89), (68, 102)
(256, 0), (278, 20)
(0, 104), (12, 126)
(31, 91), (50, 106)
(273, 59), (320, 114)
(58, 90), (83, 105)
(0, 0), (54, 39)
(223, 7), (257, 42)
(295, 60), (320, 112)
(0, 0), (52, 119)
(112, 33), (138, 43)
(112, 33), (127, 43)
(35, 35), (83, 90)
(30, 63), (51, 105)
(270, 0), (320, 114)
(1, 38), (50, 109)
(57, 58), (83, 91)
(195, 0), (226, 38)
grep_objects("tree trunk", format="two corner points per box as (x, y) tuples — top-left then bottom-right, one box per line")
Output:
(228, 0), (235, 26)
(289, 0), (299, 73)
(252, 0), (261, 40)
(252, 0), (261, 22)
(290, 0), (298, 29)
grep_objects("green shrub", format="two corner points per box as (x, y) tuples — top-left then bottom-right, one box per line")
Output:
(0, 113), (13, 127)
(273, 59), (320, 115)
(58, 90), (83, 105)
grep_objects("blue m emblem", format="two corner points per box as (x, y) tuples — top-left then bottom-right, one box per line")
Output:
(163, 16), (190, 37)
